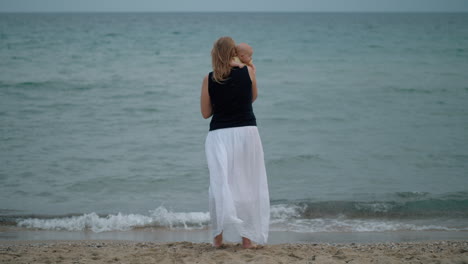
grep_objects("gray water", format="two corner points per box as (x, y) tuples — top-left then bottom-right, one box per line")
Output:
(1, 13), (467, 233)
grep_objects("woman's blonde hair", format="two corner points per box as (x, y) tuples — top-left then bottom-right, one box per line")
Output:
(211, 36), (236, 83)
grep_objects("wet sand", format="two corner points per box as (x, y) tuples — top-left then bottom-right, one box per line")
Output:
(2, 225), (468, 244)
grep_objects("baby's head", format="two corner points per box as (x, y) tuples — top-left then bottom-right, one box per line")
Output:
(236, 43), (253, 64)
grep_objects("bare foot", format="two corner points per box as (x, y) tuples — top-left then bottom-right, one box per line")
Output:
(213, 233), (223, 248)
(242, 237), (262, 249)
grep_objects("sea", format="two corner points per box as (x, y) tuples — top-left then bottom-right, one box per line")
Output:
(1, 12), (467, 242)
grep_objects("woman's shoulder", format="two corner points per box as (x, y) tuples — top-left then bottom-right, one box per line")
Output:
(231, 66), (246, 70)
(233, 65), (250, 76)
(230, 66), (249, 75)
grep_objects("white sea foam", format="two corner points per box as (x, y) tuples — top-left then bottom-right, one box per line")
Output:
(270, 216), (468, 233)
(270, 203), (305, 221)
(353, 202), (397, 213)
(17, 206), (210, 232)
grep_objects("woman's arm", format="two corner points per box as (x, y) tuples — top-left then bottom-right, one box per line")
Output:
(247, 65), (257, 102)
(200, 75), (212, 119)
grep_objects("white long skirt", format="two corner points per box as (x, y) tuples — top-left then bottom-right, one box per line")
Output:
(205, 126), (270, 245)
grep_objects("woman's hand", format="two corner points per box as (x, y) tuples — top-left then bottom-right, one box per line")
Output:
(247, 66), (257, 102)
(248, 63), (256, 74)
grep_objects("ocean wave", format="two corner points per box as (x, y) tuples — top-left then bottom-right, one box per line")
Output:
(0, 80), (93, 91)
(269, 203), (468, 232)
(15, 206), (468, 233)
(17, 206), (210, 233)
(14, 193), (468, 233)
(292, 192), (468, 219)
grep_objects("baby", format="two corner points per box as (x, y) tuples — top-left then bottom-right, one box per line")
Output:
(230, 43), (256, 73)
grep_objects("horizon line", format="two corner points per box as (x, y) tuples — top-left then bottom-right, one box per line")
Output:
(1, 10), (467, 14)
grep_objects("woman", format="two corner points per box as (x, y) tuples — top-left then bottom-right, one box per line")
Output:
(200, 36), (270, 249)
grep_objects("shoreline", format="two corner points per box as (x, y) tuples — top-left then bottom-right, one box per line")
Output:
(1, 226), (467, 244)
(1, 240), (467, 264)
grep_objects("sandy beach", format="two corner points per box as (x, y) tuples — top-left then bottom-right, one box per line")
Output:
(0, 240), (467, 264)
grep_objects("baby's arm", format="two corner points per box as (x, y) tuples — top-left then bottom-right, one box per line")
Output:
(230, 56), (246, 68)
(230, 60), (245, 68)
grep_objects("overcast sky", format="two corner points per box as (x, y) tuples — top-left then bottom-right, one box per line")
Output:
(1, 0), (468, 12)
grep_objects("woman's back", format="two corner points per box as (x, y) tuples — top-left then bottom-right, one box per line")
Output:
(208, 66), (256, 131)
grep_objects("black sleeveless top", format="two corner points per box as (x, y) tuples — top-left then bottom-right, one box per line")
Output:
(208, 66), (257, 131)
